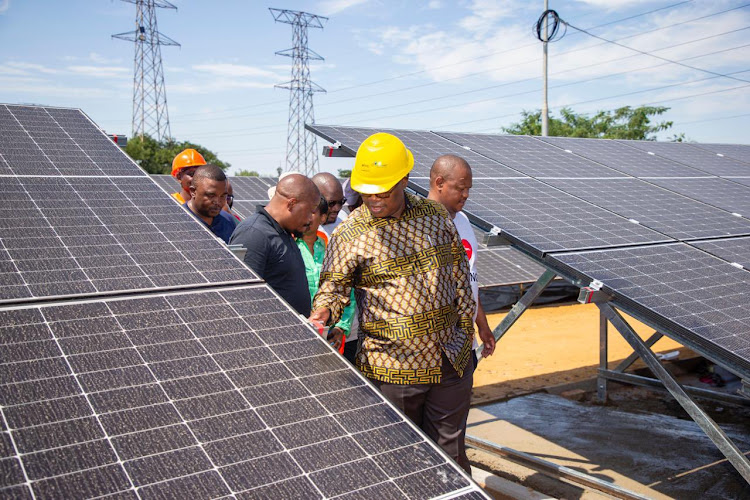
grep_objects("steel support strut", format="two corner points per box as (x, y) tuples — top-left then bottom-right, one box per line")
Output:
(475, 269), (556, 359)
(598, 303), (750, 483)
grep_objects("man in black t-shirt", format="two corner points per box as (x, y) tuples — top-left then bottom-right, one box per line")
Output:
(229, 174), (320, 316)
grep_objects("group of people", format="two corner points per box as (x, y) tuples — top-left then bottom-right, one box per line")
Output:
(169, 132), (496, 473)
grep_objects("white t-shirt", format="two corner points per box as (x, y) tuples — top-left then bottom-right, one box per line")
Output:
(453, 211), (480, 350)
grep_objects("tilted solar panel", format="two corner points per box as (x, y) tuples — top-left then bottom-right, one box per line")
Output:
(0, 105), (143, 177)
(648, 177), (750, 218)
(692, 236), (750, 270)
(537, 136), (710, 178)
(546, 178), (750, 241)
(437, 132), (624, 178)
(229, 176), (274, 202)
(618, 140), (750, 177)
(231, 201), (265, 220)
(308, 125), (522, 179)
(0, 285), (485, 499)
(0, 176), (258, 304)
(689, 143), (750, 165)
(150, 174), (178, 196)
(550, 243), (750, 376)
(475, 248), (547, 287)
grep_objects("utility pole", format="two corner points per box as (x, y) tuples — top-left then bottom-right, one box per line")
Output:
(270, 8), (327, 176)
(113, 0), (179, 142)
(541, 0), (549, 137)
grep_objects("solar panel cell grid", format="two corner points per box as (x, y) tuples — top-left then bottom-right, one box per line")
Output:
(462, 179), (671, 256)
(647, 177), (750, 218)
(475, 248), (546, 287)
(687, 143), (750, 165)
(229, 176), (275, 201)
(546, 178), (750, 240)
(309, 125), (522, 179)
(438, 132), (624, 178)
(538, 136), (710, 178)
(691, 236), (750, 269)
(1, 105), (143, 177)
(0, 285), (482, 499)
(618, 140), (750, 177)
(0, 176), (258, 304)
(551, 244), (750, 373)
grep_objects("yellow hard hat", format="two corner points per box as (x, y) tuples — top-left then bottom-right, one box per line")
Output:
(350, 133), (414, 194)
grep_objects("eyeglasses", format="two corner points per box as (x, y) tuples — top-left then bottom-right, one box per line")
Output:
(326, 197), (347, 207)
(362, 185), (397, 200)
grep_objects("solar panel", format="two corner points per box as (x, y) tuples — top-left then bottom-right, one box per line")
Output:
(648, 177), (750, 218)
(690, 143), (750, 164)
(308, 125), (522, 179)
(0, 173), (258, 305)
(151, 174), (178, 195)
(0, 105), (143, 177)
(0, 284), (484, 499)
(460, 179), (671, 257)
(538, 136), (710, 178)
(229, 176), (275, 202)
(692, 237), (750, 270)
(618, 140), (750, 177)
(231, 201), (264, 220)
(476, 247), (547, 287)
(726, 177), (750, 188)
(546, 178), (750, 241)
(550, 243), (750, 374)
(437, 133), (624, 178)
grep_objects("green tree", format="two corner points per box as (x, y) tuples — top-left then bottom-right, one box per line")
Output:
(504, 106), (675, 140)
(125, 135), (230, 174)
(338, 169), (352, 178)
(235, 169), (260, 176)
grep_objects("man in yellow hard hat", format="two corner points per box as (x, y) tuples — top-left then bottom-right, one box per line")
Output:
(310, 132), (477, 472)
(170, 148), (206, 203)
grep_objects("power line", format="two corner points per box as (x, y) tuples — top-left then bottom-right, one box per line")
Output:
(675, 112), (750, 126)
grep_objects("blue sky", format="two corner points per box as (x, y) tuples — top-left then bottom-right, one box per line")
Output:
(1, 0), (748, 176)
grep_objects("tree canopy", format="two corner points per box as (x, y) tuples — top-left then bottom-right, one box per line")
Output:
(125, 135), (230, 175)
(235, 169), (260, 176)
(503, 105), (674, 140)
(338, 169), (352, 178)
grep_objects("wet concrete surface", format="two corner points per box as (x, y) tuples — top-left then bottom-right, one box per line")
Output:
(468, 392), (750, 499)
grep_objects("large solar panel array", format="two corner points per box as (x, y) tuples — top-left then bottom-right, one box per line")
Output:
(308, 124), (750, 376)
(0, 106), (487, 499)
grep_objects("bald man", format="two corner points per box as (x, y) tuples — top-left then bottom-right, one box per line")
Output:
(311, 172), (347, 239)
(229, 174), (320, 316)
(428, 155), (496, 364)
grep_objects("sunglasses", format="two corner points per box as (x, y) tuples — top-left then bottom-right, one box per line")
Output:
(327, 197), (347, 207)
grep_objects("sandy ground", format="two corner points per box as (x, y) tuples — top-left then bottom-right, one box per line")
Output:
(473, 302), (686, 404)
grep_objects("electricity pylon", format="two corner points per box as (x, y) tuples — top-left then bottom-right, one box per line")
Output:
(270, 8), (327, 175)
(113, 0), (179, 141)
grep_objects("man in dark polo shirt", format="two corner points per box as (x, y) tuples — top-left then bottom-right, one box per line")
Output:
(183, 164), (236, 244)
(229, 174), (320, 316)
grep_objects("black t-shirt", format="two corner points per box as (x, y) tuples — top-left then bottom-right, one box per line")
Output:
(229, 208), (311, 316)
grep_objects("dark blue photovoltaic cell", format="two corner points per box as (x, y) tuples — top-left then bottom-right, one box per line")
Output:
(460, 179), (671, 256)
(619, 140), (750, 177)
(648, 177), (750, 218)
(546, 178), (750, 240)
(692, 237), (750, 270)
(476, 248), (547, 287)
(437, 132), (624, 178)
(690, 143), (750, 164)
(151, 174), (178, 195)
(0, 105), (143, 177)
(538, 136), (709, 178)
(0, 285), (485, 499)
(308, 125), (522, 179)
(551, 244), (750, 374)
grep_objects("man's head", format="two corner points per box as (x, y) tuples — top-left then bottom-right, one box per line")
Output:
(189, 164), (228, 219)
(312, 172), (345, 224)
(268, 174), (320, 236)
(172, 148), (207, 194)
(428, 155), (473, 217)
(225, 180), (234, 210)
(351, 132), (414, 219)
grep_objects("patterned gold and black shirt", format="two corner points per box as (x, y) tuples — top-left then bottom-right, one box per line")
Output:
(313, 193), (475, 385)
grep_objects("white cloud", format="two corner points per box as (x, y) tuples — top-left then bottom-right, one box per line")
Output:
(192, 63), (282, 80)
(573, 0), (651, 8)
(458, 0), (519, 37)
(5, 62), (59, 74)
(66, 65), (129, 78)
(427, 0), (442, 9)
(0, 0), (9, 14)
(317, 0), (369, 16)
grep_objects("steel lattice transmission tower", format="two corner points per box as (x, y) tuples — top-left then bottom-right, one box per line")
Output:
(113, 0), (179, 141)
(270, 8), (327, 175)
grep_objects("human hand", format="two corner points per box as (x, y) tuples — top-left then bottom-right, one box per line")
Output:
(477, 326), (496, 358)
(308, 308), (331, 334)
(327, 327), (345, 351)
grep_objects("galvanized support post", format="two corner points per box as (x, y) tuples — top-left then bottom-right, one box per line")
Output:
(613, 332), (662, 373)
(476, 269), (556, 359)
(597, 311), (608, 402)
(598, 303), (750, 483)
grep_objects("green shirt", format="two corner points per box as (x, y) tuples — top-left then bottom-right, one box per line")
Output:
(296, 236), (355, 336)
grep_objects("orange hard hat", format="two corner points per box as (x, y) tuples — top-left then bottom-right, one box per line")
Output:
(171, 148), (207, 178)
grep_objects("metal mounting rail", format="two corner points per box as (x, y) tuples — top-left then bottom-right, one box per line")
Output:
(598, 303), (750, 484)
(466, 434), (651, 500)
